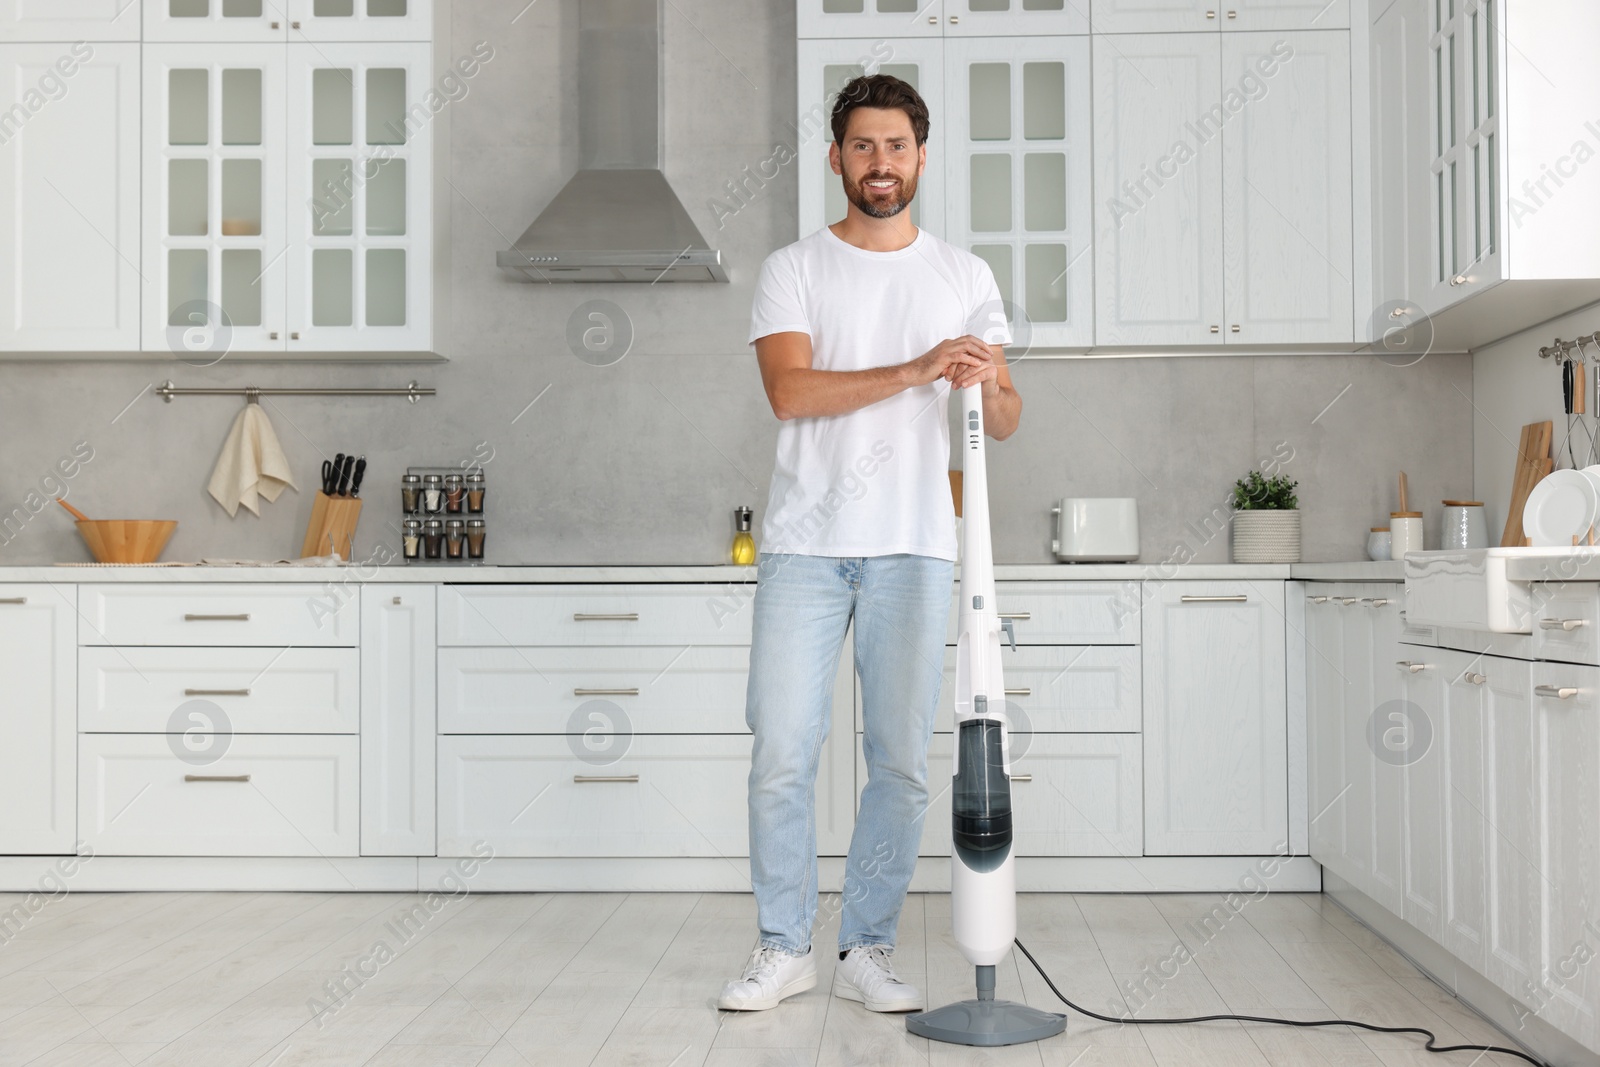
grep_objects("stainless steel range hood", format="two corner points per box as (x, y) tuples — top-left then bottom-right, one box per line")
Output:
(497, 0), (726, 283)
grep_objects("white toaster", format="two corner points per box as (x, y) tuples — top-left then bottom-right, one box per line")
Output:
(1051, 498), (1140, 562)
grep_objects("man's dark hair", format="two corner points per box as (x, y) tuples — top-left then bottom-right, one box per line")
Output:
(830, 74), (930, 148)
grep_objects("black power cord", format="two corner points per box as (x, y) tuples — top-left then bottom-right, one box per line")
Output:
(1013, 938), (1549, 1067)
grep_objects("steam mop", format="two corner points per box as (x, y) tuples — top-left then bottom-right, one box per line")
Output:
(906, 383), (1069, 1047)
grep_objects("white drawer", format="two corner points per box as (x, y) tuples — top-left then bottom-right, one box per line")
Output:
(1531, 585), (1600, 666)
(439, 646), (750, 733)
(945, 582), (1140, 645)
(78, 734), (359, 856)
(79, 647), (359, 733)
(865, 732), (1142, 858)
(439, 584), (753, 647)
(78, 584), (357, 646)
(919, 645), (1140, 734)
(437, 734), (750, 857)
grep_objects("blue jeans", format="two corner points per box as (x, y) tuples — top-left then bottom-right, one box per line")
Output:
(744, 551), (954, 955)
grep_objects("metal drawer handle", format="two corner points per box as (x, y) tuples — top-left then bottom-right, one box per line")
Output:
(573, 774), (640, 783)
(1339, 597), (1360, 605)
(184, 773), (250, 782)
(1396, 660), (1431, 673)
(1307, 595), (1329, 603)
(184, 613), (251, 622)
(1011, 774), (1032, 782)
(1005, 687), (1031, 697)
(1535, 685), (1579, 699)
(997, 612), (1030, 620)
(0, 596), (26, 604)
(184, 688), (251, 697)
(1181, 595), (1248, 603)
(1464, 672), (1487, 686)
(573, 612), (639, 621)
(1539, 618), (1589, 631)
(1368, 598), (1390, 607)
(574, 687), (639, 697)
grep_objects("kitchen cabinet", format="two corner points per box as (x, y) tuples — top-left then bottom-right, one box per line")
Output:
(1440, 649), (1488, 974)
(1093, 31), (1353, 345)
(943, 35), (1093, 347)
(1090, 0), (1349, 33)
(1396, 644), (1445, 945)
(0, 43), (141, 352)
(1369, 0), (1600, 348)
(146, 0), (429, 42)
(145, 0), (291, 43)
(1142, 580), (1287, 854)
(360, 584), (436, 857)
(142, 44), (289, 355)
(796, 0), (1086, 40)
(0, 585), (76, 854)
(286, 42), (432, 351)
(1482, 649), (1540, 1004)
(796, 37), (945, 241)
(0, 2), (140, 41)
(287, 0), (433, 43)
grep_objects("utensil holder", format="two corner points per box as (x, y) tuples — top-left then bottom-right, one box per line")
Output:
(302, 492), (362, 560)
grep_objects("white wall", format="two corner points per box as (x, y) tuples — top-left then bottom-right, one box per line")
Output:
(1473, 299), (1600, 541)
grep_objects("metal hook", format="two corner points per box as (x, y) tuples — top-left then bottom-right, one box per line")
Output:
(245, 386), (261, 405)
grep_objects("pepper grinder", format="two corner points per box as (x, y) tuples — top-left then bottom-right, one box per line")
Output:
(731, 506), (755, 565)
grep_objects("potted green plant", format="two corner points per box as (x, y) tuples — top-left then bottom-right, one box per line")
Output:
(1231, 471), (1301, 563)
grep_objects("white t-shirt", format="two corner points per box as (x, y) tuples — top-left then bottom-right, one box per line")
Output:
(747, 225), (1012, 562)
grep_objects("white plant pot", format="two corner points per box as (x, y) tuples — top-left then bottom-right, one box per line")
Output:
(1232, 509), (1301, 563)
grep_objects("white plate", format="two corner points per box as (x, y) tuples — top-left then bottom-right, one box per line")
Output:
(1524, 469), (1600, 547)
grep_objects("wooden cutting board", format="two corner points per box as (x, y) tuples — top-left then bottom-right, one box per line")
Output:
(1501, 420), (1552, 547)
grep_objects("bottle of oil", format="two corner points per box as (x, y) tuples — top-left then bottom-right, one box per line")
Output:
(731, 506), (756, 565)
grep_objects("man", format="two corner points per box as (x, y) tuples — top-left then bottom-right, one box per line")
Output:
(718, 73), (1021, 1014)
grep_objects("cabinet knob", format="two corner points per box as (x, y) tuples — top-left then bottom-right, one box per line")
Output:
(1368, 598), (1390, 607)
(291, 20), (301, 28)
(1464, 672), (1487, 685)
(1231, 324), (1241, 333)
(1396, 660), (1431, 673)
(392, 595), (402, 605)
(1210, 324), (1220, 333)
(1535, 684), (1579, 699)
(270, 20), (279, 29)
(1539, 617), (1589, 631)
(269, 331), (279, 340)
(1450, 274), (1469, 287)
(1206, 9), (1217, 16)
(1227, 9), (1237, 16)
(929, 15), (938, 22)
(290, 331), (300, 340)
(949, 15), (959, 22)
(1307, 595), (1329, 603)
(1339, 597), (1359, 605)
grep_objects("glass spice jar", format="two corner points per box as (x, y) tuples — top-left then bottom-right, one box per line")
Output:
(400, 473), (422, 514)
(445, 517), (465, 559)
(465, 470), (485, 513)
(444, 473), (465, 513)
(422, 518), (444, 559)
(422, 474), (444, 513)
(402, 518), (422, 561)
(466, 517), (486, 559)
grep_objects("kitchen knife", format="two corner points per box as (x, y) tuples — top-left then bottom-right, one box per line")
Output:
(349, 456), (367, 498)
(321, 459), (337, 495)
(329, 453), (345, 494)
(335, 454), (355, 495)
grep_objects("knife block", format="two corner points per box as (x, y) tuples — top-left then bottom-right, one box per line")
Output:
(302, 492), (362, 560)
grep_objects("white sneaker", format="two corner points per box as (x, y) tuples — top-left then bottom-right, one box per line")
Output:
(833, 945), (924, 1012)
(717, 943), (817, 1011)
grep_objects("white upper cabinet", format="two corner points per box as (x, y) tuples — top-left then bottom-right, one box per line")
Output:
(146, 0), (290, 42)
(0, 1), (141, 41)
(944, 0), (1089, 35)
(1369, 0), (1432, 320)
(1090, 0), (1348, 32)
(1221, 31), (1352, 343)
(287, 0), (433, 42)
(797, 38), (946, 238)
(142, 44), (289, 354)
(1092, 33), (1224, 346)
(943, 36), (1093, 347)
(0, 43), (141, 352)
(285, 42), (433, 351)
(799, 0), (945, 38)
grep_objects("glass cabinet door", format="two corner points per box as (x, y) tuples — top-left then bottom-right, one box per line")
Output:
(145, 0), (289, 42)
(286, 42), (431, 351)
(796, 38), (946, 240)
(143, 45), (288, 354)
(286, 0), (433, 43)
(1429, 0), (1500, 308)
(798, 0), (944, 40)
(943, 0), (1089, 36)
(945, 36), (1092, 347)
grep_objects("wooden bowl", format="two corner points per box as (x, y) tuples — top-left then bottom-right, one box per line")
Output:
(76, 520), (178, 563)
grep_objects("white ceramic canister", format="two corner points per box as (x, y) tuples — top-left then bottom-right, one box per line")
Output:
(1440, 500), (1487, 550)
(1390, 511), (1424, 558)
(1367, 527), (1391, 561)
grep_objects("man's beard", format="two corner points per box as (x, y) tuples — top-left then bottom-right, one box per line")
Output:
(842, 168), (918, 219)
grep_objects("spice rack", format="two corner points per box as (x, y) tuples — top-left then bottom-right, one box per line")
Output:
(400, 465), (487, 564)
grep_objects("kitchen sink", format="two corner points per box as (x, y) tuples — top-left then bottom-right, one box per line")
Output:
(1404, 546), (1600, 632)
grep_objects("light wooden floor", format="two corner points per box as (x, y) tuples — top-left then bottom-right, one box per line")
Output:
(0, 889), (1534, 1066)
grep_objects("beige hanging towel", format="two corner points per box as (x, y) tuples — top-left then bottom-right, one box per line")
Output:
(207, 402), (299, 518)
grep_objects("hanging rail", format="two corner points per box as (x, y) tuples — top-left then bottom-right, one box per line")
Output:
(154, 380), (436, 404)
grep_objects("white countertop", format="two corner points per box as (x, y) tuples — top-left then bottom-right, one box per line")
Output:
(0, 561), (1404, 583)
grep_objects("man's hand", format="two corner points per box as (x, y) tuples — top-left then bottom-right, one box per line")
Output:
(946, 339), (1003, 398)
(902, 336), (991, 388)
